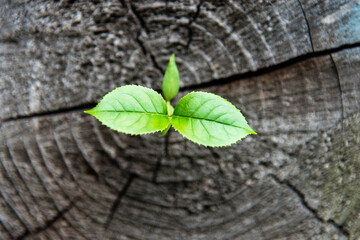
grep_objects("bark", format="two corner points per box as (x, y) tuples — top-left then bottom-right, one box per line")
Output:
(1, 0), (359, 239)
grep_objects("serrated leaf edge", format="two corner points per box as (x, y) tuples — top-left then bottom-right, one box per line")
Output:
(170, 91), (256, 147)
(89, 114), (171, 136)
(91, 84), (166, 109)
(170, 123), (250, 148)
(173, 91), (257, 134)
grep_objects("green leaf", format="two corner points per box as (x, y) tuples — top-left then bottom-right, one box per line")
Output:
(159, 101), (174, 137)
(85, 85), (170, 135)
(171, 92), (256, 147)
(162, 53), (180, 101)
(159, 124), (171, 137)
(166, 101), (174, 116)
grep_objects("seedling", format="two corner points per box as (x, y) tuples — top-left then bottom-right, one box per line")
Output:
(85, 54), (256, 147)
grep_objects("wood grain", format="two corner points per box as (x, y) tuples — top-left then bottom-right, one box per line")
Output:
(1, 1), (360, 239)
(1, 0), (359, 120)
(1, 46), (359, 239)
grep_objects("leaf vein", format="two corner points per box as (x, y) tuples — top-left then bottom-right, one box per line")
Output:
(115, 99), (126, 111)
(202, 105), (223, 119)
(190, 99), (214, 116)
(213, 112), (231, 121)
(120, 93), (148, 112)
(222, 125), (231, 136)
(126, 115), (143, 128)
(172, 114), (250, 132)
(112, 112), (121, 121)
(143, 91), (160, 113)
(200, 120), (214, 140)
(91, 110), (167, 117)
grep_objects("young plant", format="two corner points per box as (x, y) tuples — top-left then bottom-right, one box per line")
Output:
(85, 54), (256, 147)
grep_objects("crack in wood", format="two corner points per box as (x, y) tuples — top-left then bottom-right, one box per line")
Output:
(126, 1), (164, 74)
(152, 154), (163, 183)
(0, 36), (18, 44)
(182, 41), (360, 91)
(329, 54), (345, 131)
(297, 0), (314, 52)
(186, 0), (204, 49)
(135, 33), (164, 74)
(270, 175), (350, 238)
(104, 174), (135, 229)
(16, 200), (76, 240)
(128, 2), (149, 35)
(2, 42), (360, 123)
(1, 103), (95, 123)
(152, 130), (171, 183)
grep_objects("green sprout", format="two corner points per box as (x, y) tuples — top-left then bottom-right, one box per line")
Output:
(85, 54), (256, 147)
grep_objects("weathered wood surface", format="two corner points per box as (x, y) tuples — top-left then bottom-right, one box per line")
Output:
(1, 0), (360, 121)
(1, 0), (360, 239)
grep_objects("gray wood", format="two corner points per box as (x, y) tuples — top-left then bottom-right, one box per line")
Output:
(1, 0), (360, 239)
(1, 0), (359, 120)
(1, 48), (360, 239)
(300, 0), (360, 51)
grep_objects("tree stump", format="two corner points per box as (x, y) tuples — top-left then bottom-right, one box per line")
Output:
(1, 0), (360, 239)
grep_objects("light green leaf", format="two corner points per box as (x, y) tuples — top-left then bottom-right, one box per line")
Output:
(159, 101), (174, 137)
(159, 124), (171, 137)
(171, 92), (256, 147)
(162, 53), (180, 101)
(85, 85), (170, 135)
(166, 101), (174, 116)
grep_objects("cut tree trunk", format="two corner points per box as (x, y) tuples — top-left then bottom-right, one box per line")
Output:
(1, 0), (359, 239)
